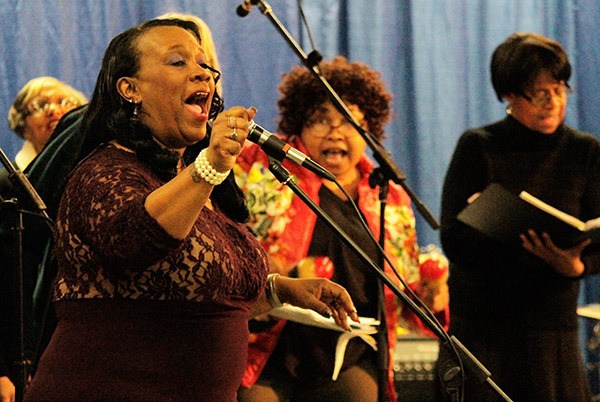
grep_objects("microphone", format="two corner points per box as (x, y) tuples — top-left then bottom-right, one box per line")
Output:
(247, 121), (335, 181)
(236, 0), (255, 17)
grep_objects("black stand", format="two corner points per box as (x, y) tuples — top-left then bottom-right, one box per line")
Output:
(368, 167), (390, 402)
(268, 159), (512, 401)
(244, 2), (513, 398)
(242, 0), (439, 230)
(1, 197), (28, 402)
(0, 148), (54, 401)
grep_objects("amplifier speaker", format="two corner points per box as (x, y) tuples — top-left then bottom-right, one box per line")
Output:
(393, 335), (439, 401)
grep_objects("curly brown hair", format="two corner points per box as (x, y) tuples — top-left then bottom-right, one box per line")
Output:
(276, 56), (392, 140)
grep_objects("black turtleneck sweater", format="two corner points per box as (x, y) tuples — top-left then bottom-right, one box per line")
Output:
(441, 116), (600, 330)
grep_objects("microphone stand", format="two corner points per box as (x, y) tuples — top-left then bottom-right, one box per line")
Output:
(243, 2), (512, 399)
(368, 167), (390, 401)
(241, 0), (511, 392)
(0, 147), (54, 401)
(246, 0), (439, 230)
(267, 158), (512, 401)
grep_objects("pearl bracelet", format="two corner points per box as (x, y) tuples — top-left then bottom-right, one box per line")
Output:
(192, 148), (230, 186)
(266, 273), (283, 308)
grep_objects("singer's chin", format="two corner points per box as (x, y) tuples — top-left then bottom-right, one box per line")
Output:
(182, 127), (208, 146)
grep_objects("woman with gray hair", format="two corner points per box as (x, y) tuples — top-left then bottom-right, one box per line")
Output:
(7, 76), (86, 169)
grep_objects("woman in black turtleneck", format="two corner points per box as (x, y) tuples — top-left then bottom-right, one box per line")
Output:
(436, 32), (600, 402)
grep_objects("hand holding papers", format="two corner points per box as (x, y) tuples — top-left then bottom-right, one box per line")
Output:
(269, 304), (379, 380)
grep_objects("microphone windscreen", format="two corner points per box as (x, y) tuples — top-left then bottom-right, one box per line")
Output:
(236, 4), (251, 17)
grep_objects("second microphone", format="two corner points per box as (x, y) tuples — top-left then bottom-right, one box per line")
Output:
(245, 121), (335, 181)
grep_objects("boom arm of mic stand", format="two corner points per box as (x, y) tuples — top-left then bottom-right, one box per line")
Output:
(0, 147), (53, 231)
(248, 0), (439, 229)
(251, 0), (374, 147)
(268, 158), (440, 332)
(267, 158), (512, 402)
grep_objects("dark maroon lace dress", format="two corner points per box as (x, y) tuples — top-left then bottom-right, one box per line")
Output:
(25, 145), (269, 402)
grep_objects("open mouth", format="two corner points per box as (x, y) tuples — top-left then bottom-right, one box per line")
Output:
(321, 148), (347, 164)
(185, 91), (210, 117)
(322, 148), (347, 157)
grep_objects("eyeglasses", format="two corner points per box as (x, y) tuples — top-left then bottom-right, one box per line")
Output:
(27, 97), (81, 116)
(523, 82), (572, 107)
(200, 63), (221, 86)
(305, 115), (364, 138)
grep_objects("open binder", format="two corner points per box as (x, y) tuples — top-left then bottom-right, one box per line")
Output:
(457, 183), (600, 248)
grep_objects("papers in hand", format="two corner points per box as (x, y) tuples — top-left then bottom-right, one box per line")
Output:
(577, 303), (600, 320)
(269, 304), (379, 380)
(268, 304), (379, 333)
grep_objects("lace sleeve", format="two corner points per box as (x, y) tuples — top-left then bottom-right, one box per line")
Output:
(56, 148), (181, 272)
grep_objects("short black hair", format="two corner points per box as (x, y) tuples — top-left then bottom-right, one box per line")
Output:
(491, 32), (571, 101)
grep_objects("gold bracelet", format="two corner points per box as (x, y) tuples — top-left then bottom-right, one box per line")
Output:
(266, 273), (283, 308)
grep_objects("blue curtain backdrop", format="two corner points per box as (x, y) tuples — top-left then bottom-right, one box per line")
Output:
(1, 0), (599, 391)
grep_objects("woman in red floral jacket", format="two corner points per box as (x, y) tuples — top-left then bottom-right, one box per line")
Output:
(236, 56), (449, 402)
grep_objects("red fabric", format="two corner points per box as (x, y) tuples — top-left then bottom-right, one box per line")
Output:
(236, 137), (448, 401)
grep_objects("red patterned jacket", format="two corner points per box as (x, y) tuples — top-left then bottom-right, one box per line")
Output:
(235, 137), (448, 401)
